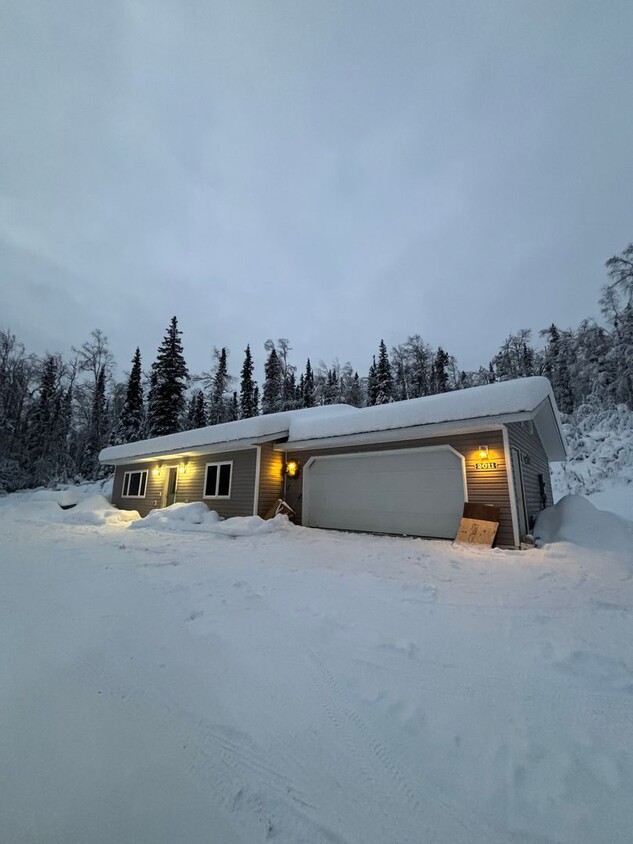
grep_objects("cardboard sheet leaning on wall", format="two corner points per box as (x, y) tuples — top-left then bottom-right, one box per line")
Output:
(454, 503), (500, 548)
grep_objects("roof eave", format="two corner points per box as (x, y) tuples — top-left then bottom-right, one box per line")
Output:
(274, 414), (529, 452)
(99, 430), (289, 466)
(531, 396), (568, 462)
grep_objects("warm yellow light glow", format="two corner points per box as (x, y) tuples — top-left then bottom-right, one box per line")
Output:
(478, 445), (489, 460)
(152, 467), (160, 476)
(285, 460), (299, 478)
(178, 463), (187, 474)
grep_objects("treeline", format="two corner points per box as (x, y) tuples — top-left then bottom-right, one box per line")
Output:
(1, 243), (632, 492)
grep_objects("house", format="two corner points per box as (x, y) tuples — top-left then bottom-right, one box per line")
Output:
(99, 376), (566, 547)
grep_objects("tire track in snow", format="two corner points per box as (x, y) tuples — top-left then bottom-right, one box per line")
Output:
(306, 646), (474, 844)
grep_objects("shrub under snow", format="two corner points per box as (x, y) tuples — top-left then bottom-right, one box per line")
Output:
(553, 401), (633, 497)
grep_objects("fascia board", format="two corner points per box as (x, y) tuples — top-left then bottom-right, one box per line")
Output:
(273, 416), (526, 452)
(532, 397), (568, 461)
(103, 439), (266, 466)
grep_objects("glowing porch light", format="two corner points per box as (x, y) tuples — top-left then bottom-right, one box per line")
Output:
(285, 460), (300, 478)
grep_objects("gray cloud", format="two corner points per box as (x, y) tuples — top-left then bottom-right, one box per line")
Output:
(2, 0), (632, 380)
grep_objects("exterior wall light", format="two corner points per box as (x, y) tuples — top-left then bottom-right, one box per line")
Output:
(478, 445), (489, 460)
(152, 463), (163, 477)
(178, 462), (187, 474)
(285, 460), (300, 478)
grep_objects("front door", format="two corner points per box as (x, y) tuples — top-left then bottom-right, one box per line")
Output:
(164, 467), (178, 507)
(510, 447), (528, 539)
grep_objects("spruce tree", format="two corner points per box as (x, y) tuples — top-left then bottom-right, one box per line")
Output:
(239, 344), (258, 418)
(82, 365), (107, 479)
(28, 354), (67, 482)
(541, 325), (574, 414)
(229, 391), (239, 421)
(118, 347), (144, 443)
(147, 317), (189, 436)
(303, 359), (315, 408)
(28, 354), (59, 463)
(374, 340), (393, 405)
(283, 368), (297, 410)
(367, 355), (378, 406)
(433, 347), (450, 394)
(324, 368), (339, 405)
(207, 347), (230, 425)
(186, 389), (207, 429)
(348, 372), (362, 407)
(262, 347), (283, 414)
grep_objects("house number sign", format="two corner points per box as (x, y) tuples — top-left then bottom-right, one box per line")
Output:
(475, 461), (498, 470)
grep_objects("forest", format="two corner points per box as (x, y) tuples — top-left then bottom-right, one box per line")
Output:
(1, 242), (632, 493)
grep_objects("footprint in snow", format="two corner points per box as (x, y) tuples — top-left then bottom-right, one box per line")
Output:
(554, 650), (633, 692)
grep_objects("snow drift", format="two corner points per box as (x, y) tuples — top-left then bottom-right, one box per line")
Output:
(534, 494), (633, 559)
(129, 501), (292, 536)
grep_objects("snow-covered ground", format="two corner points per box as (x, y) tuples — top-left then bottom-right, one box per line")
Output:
(1, 487), (632, 844)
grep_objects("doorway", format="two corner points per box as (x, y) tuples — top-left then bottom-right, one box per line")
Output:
(164, 466), (178, 507)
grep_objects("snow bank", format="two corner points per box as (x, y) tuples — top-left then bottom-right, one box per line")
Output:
(534, 494), (633, 559)
(0, 488), (136, 526)
(61, 494), (139, 526)
(130, 501), (292, 536)
(14, 478), (114, 508)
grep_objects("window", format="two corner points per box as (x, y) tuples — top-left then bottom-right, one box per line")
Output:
(204, 462), (232, 498)
(122, 469), (147, 498)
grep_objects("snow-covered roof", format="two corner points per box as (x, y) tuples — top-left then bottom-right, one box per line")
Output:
(99, 404), (353, 464)
(100, 377), (566, 465)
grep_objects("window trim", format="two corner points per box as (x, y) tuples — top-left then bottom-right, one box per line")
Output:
(122, 469), (148, 499)
(203, 461), (233, 499)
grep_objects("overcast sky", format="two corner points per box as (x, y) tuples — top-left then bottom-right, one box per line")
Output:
(2, 0), (632, 381)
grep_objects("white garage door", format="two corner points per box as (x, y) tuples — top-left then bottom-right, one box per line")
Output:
(303, 446), (466, 538)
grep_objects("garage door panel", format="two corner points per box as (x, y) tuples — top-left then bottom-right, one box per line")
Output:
(304, 447), (465, 538)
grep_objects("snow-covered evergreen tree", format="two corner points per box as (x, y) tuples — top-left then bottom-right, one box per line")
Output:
(186, 389), (207, 429)
(303, 359), (315, 408)
(540, 325), (574, 414)
(207, 347), (232, 425)
(346, 371), (361, 407)
(323, 368), (338, 405)
(147, 317), (189, 436)
(239, 345), (258, 418)
(433, 347), (451, 394)
(262, 345), (284, 415)
(367, 355), (378, 406)
(229, 391), (239, 421)
(28, 354), (62, 479)
(492, 330), (537, 381)
(374, 340), (393, 405)
(81, 365), (108, 479)
(117, 347), (144, 443)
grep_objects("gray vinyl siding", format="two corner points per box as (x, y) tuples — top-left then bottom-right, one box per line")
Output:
(112, 464), (164, 518)
(256, 442), (285, 518)
(111, 448), (258, 519)
(281, 429), (515, 547)
(506, 421), (553, 528)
